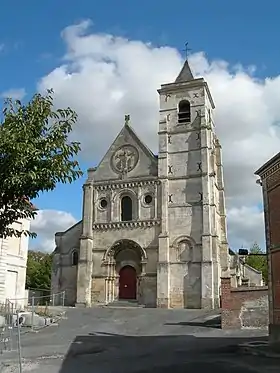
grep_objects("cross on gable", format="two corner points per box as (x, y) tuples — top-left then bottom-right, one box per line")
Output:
(124, 114), (130, 125)
(182, 42), (192, 59)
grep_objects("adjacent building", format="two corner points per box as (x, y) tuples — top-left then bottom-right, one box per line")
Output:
(0, 218), (31, 308)
(52, 58), (263, 309)
(255, 153), (280, 342)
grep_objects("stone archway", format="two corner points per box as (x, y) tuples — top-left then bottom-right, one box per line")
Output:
(103, 239), (147, 303)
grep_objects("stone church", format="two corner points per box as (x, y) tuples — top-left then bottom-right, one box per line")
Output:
(52, 59), (263, 309)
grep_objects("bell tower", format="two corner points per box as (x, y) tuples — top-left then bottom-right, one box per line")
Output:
(156, 57), (229, 309)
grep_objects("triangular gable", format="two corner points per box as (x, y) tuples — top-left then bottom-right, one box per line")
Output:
(93, 122), (158, 182)
(124, 123), (157, 162)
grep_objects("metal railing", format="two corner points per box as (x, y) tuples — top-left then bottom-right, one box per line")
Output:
(0, 291), (66, 372)
(0, 300), (14, 353)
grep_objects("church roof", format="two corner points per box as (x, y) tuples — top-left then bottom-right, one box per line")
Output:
(175, 59), (194, 83)
(123, 121), (157, 161)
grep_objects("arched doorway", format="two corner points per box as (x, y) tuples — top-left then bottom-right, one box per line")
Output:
(119, 265), (137, 300)
(103, 239), (147, 303)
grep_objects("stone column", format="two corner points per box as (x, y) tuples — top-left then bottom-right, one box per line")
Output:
(200, 128), (215, 309)
(157, 127), (170, 308)
(108, 259), (115, 303)
(157, 177), (170, 308)
(137, 185), (141, 220)
(154, 182), (158, 219)
(76, 183), (93, 307)
(215, 140), (229, 274)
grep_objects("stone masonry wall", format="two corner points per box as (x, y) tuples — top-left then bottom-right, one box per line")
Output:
(220, 277), (268, 329)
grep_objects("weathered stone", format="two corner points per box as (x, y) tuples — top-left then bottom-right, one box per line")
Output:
(44, 317), (51, 326)
(51, 59), (262, 310)
(0, 315), (5, 327)
(20, 312), (46, 327)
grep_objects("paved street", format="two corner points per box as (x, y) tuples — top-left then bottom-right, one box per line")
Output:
(0, 307), (278, 372)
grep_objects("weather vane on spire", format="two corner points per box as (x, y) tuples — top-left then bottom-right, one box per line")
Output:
(182, 42), (192, 59)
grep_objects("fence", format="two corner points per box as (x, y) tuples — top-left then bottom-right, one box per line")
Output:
(0, 300), (15, 353)
(0, 291), (66, 372)
(25, 288), (51, 307)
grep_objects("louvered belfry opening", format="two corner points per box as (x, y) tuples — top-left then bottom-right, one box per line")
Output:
(178, 100), (191, 123)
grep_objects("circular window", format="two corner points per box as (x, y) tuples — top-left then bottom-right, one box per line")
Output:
(144, 194), (153, 205)
(100, 199), (108, 209)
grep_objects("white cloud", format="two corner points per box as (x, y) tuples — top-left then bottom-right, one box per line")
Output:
(1, 88), (26, 100)
(30, 210), (77, 252)
(37, 20), (280, 249)
(227, 206), (265, 249)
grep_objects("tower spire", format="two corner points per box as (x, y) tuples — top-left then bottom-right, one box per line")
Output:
(175, 42), (194, 83)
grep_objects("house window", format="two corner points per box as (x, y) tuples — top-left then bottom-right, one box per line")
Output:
(178, 100), (191, 123)
(121, 196), (133, 221)
(72, 251), (78, 266)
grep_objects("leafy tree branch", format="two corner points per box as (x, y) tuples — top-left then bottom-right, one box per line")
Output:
(0, 89), (83, 238)
(245, 242), (268, 284)
(26, 250), (53, 290)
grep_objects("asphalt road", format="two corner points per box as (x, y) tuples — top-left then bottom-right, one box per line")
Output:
(0, 307), (277, 373)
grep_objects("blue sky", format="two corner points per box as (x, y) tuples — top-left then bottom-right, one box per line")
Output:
(1, 0), (279, 92)
(1, 0), (279, 250)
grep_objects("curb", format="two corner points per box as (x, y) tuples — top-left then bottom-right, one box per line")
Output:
(101, 305), (146, 309)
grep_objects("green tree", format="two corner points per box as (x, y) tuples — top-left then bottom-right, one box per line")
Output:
(0, 89), (83, 238)
(26, 250), (53, 290)
(245, 242), (268, 284)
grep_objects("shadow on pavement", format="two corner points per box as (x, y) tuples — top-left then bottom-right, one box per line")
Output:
(165, 315), (222, 329)
(58, 332), (269, 373)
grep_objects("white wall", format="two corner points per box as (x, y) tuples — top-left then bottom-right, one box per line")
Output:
(0, 218), (30, 308)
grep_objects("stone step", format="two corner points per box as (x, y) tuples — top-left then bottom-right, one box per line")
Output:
(105, 300), (145, 308)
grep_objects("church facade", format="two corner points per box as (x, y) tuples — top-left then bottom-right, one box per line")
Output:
(51, 60), (261, 309)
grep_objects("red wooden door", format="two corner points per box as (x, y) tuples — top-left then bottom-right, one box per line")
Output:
(119, 266), (137, 300)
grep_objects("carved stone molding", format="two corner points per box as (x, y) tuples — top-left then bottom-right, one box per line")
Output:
(92, 219), (160, 231)
(94, 179), (160, 191)
(266, 167), (280, 191)
(261, 161), (280, 180)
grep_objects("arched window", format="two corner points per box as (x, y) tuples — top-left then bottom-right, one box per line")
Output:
(178, 100), (191, 123)
(72, 251), (78, 266)
(121, 196), (133, 221)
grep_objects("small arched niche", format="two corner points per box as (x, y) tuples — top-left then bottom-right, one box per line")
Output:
(178, 100), (191, 123)
(177, 240), (193, 262)
(71, 250), (79, 266)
